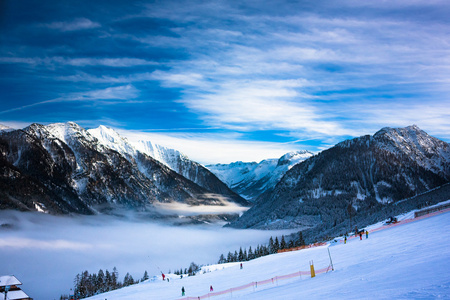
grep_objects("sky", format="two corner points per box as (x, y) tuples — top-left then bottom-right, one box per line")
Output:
(1, 0), (450, 164)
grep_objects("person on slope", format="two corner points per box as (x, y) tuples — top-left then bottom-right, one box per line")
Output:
(162, 273), (165, 281)
(359, 232), (362, 240)
(210, 285), (214, 292)
(344, 236), (347, 244)
(366, 230), (369, 239)
(181, 286), (185, 296)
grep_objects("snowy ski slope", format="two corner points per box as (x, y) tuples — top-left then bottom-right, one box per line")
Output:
(85, 204), (450, 300)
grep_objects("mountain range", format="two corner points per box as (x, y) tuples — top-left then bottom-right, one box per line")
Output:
(1, 123), (449, 232)
(206, 150), (313, 201)
(228, 125), (450, 230)
(0, 122), (248, 218)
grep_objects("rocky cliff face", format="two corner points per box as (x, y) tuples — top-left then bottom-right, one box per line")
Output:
(229, 126), (450, 229)
(0, 122), (249, 215)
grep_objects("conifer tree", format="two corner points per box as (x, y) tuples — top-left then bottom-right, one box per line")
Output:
(105, 270), (112, 291)
(274, 236), (280, 253)
(268, 236), (275, 254)
(248, 246), (254, 260)
(238, 247), (244, 262)
(280, 235), (287, 250)
(141, 270), (149, 282)
(227, 251), (233, 263)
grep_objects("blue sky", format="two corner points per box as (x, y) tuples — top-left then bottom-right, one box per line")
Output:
(1, 0), (449, 164)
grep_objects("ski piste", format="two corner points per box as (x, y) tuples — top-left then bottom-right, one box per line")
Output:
(84, 199), (450, 300)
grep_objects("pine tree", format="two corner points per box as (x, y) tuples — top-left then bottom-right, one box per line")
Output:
(298, 231), (306, 246)
(268, 236), (275, 254)
(288, 239), (294, 248)
(274, 236), (280, 253)
(97, 269), (105, 293)
(112, 267), (120, 290)
(238, 247), (244, 262)
(248, 246), (254, 260)
(141, 270), (149, 282)
(105, 270), (112, 291)
(218, 254), (226, 264)
(227, 251), (233, 263)
(280, 235), (287, 250)
(123, 273), (135, 286)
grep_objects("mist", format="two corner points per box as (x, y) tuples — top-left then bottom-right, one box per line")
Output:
(0, 211), (296, 300)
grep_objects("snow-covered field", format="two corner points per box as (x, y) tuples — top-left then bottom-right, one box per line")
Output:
(86, 207), (450, 300)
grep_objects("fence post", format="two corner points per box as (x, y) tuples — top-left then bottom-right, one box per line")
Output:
(328, 247), (334, 271)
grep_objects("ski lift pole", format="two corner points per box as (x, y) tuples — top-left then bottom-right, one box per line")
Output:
(328, 247), (334, 271)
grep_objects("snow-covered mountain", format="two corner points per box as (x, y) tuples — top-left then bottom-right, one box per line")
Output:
(207, 151), (313, 201)
(229, 125), (450, 229)
(0, 124), (13, 132)
(88, 125), (248, 206)
(0, 122), (248, 215)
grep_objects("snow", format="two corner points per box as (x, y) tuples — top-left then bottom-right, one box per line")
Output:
(88, 126), (137, 158)
(0, 275), (22, 287)
(206, 151), (313, 200)
(0, 290), (30, 300)
(84, 204), (450, 300)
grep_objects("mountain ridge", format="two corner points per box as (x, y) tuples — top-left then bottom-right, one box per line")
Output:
(207, 150), (313, 201)
(0, 122), (249, 217)
(228, 125), (450, 229)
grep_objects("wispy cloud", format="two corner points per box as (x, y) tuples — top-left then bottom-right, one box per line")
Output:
(0, 56), (158, 67)
(0, 85), (139, 115)
(41, 18), (101, 31)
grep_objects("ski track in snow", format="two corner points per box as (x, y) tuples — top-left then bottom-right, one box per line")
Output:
(84, 206), (450, 300)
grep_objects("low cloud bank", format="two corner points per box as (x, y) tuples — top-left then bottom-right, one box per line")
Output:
(0, 211), (296, 300)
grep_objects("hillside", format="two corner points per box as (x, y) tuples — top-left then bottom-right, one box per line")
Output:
(83, 203), (450, 300)
(0, 122), (249, 216)
(229, 125), (450, 230)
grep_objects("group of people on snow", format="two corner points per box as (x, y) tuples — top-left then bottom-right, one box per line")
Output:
(343, 229), (369, 244)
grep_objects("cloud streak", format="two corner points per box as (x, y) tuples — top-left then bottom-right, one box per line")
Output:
(42, 18), (101, 31)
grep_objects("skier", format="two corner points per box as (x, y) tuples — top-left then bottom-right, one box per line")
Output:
(366, 230), (369, 239)
(210, 285), (214, 292)
(359, 232), (362, 240)
(167, 277), (170, 283)
(344, 236), (347, 244)
(181, 286), (185, 296)
(162, 273), (165, 281)
(240, 263), (243, 269)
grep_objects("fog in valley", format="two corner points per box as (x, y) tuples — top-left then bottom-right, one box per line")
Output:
(0, 210), (296, 300)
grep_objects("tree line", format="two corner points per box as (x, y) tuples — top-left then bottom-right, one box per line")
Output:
(65, 267), (149, 299)
(217, 232), (305, 264)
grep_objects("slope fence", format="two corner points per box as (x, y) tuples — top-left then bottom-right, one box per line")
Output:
(178, 264), (333, 300)
(277, 242), (327, 253)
